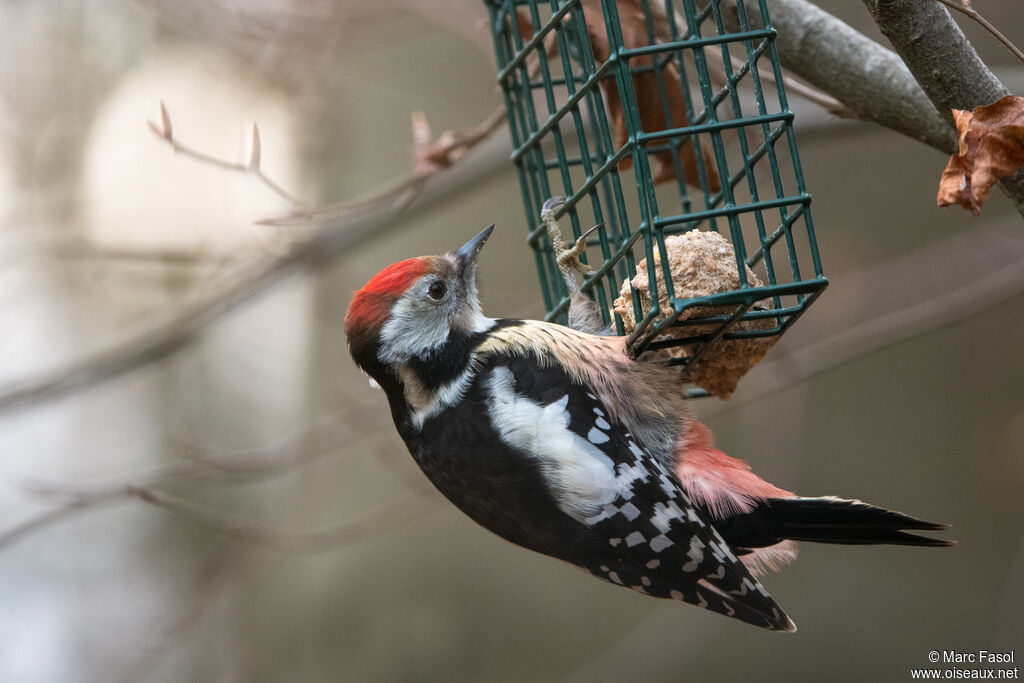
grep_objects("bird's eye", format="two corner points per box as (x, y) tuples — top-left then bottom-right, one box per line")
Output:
(427, 280), (447, 301)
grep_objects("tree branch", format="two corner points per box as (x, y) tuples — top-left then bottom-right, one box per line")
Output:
(931, 0), (1024, 66)
(2, 409), (440, 552)
(129, 486), (441, 553)
(863, 0), (1009, 114)
(863, 0), (1024, 215)
(149, 101), (307, 208)
(723, 0), (956, 152)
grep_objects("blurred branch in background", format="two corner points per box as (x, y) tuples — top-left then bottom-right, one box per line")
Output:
(2, 407), (442, 552)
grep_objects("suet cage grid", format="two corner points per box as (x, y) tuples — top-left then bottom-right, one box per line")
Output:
(485, 0), (828, 386)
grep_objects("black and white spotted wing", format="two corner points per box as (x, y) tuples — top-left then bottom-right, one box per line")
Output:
(494, 353), (796, 632)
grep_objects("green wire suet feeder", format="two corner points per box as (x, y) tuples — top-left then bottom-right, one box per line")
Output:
(485, 0), (828, 396)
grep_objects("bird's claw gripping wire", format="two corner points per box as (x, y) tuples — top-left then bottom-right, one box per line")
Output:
(540, 197), (601, 294)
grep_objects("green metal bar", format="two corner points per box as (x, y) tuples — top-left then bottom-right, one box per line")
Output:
(548, 0), (604, 262)
(509, 59), (617, 162)
(495, 1), (578, 83)
(638, 0), (692, 213)
(655, 192), (810, 226)
(568, 0), (636, 322)
(597, 0), (667, 332)
(752, 0), (825, 279)
(630, 276), (827, 352)
(744, 202), (806, 269)
(488, 1), (558, 311)
(526, 143), (634, 243)
(634, 111), (792, 141)
(656, 0), (718, 207)
(677, 0), (745, 290)
(617, 28), (774, 57)
(746, 0), (821, 284)
(526, 2), (581, 221)
(707, 1), (771, 291)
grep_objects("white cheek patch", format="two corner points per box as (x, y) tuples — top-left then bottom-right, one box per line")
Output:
(377, 291), (449, 364)
(377, 280), (495, 367)
(485, 367), (617, 522)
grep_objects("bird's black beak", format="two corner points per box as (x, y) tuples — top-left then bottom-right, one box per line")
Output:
(454, 225), (494, 279)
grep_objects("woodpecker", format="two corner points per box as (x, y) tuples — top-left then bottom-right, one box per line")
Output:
(344, 226), (952, 631)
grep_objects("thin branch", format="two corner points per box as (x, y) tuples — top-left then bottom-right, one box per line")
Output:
(1, 408), (438, 552)
(748, 60), (859, 120)
(0, 493), (124, 548)
(128, 486), (442, 553)
(740, 0), (957, 152)
(412, 107), (508, 174)
(166, 408), (360, 476)
(1, 479), (441, 553)
(932, 0), (1024, 65)
(263, 107), (508, 227)
(148, 101), (307, 207)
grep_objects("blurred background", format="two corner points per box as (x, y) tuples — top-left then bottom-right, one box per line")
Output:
(0, 1), (1021, 681)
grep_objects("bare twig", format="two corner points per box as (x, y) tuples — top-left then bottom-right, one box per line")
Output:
(932, 0), (1024, 65)
(2, 406), (439, 552)
(128, 486), (442, 553)
(0, 493), (124, 549)
(166, 408), (361, 475)
(2, 476), (440, 553)
(412, 107), (508, 174)
(739, 59), (859, 120)
(148, 101), (307, 208)
(262, 107), (508, 227)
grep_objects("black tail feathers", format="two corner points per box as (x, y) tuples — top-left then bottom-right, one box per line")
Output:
(716, 496), (955, 550)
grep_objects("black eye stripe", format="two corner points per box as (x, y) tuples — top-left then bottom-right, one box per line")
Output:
(428, 281), (447, 300)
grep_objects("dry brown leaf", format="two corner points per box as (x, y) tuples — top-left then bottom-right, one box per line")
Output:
(514, 7), (534, 41)
(937, 95), (1024, 215)
(583, 0), (720, 191)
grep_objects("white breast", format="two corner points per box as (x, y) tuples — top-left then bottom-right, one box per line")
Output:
(484, 366), (618, 522)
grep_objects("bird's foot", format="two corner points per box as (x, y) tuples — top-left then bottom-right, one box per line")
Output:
(541, 197), (600, 292)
